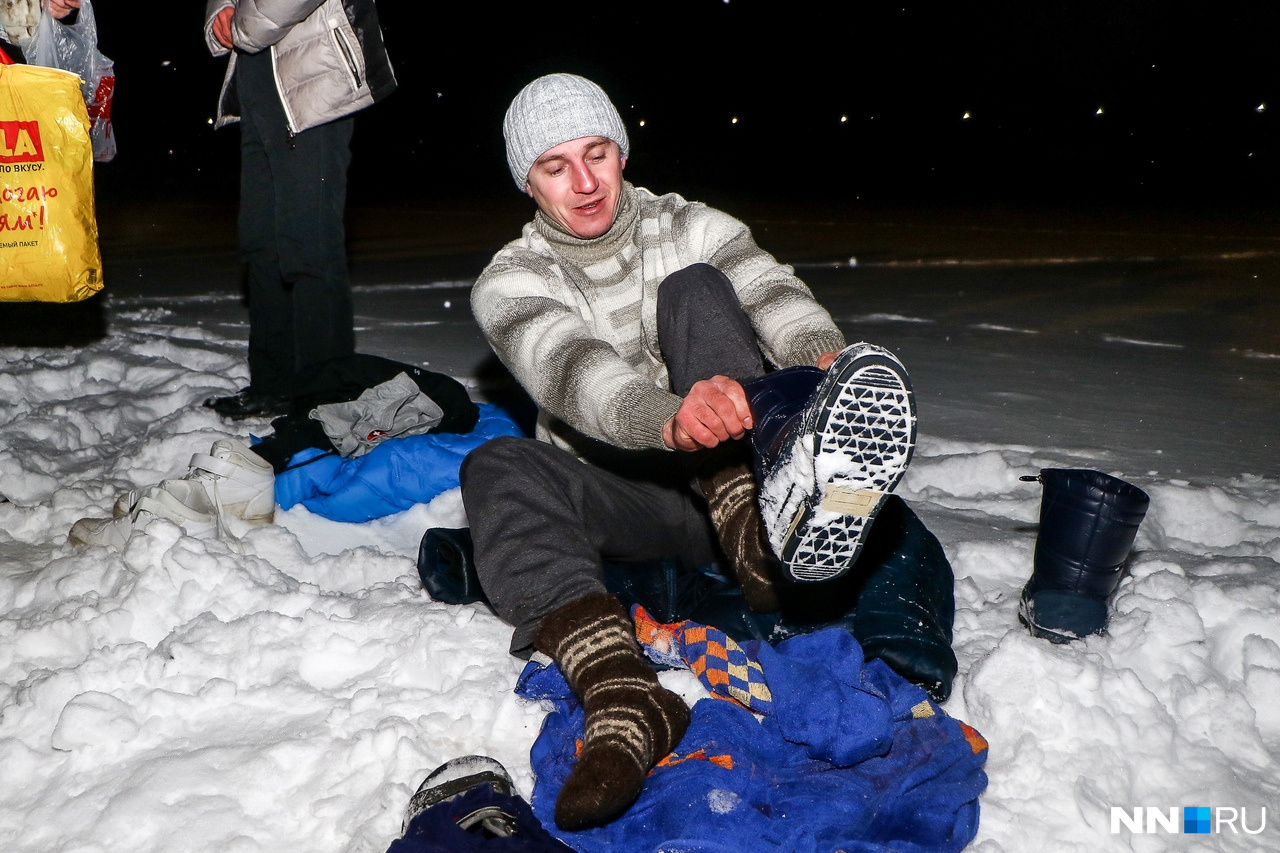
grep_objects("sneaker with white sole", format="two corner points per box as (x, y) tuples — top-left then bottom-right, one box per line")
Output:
(109, 439), (274, 527)
(112, 486), (146, 519)
(70, 503), (140, 548)
(753, 343), (917, 583)
(75, 438), (274, 549)
(142, 479), (220, 538)
(70, 479), (218, 548)
(184, 439), (275, 535)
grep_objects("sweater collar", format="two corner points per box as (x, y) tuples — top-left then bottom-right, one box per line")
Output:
(534, 182), (640, 266)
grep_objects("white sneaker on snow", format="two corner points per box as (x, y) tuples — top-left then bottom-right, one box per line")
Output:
(184, 438), (275, 535)
(70, 479), (219, 548)
(75, 438), (275, 548)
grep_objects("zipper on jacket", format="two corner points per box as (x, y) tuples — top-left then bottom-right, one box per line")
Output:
(268, 45), (300, 135)
(331, 24), (363, 89)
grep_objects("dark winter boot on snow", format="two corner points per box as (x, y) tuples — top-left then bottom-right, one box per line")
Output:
(534, 592), (690, 830)
(417, 527), (487, 605)
(848, 496), (958, 702)
(744, 343), (917, 584)
(694, 446), (783, 613)
(1018, 468), (1150, 643)
(393, 755), (574, 852)
(202, 386), (292, 420)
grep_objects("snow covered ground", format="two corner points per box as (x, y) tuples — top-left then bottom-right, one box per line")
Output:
(2, 206), (1278, 852)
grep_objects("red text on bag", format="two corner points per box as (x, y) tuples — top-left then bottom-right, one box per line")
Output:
(88, 75), (114, 122)
(0, 121), (44, 164)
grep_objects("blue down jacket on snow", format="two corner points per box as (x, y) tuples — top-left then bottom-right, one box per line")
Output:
(517, 626), (988, 853)
(272, 403), (522, 523)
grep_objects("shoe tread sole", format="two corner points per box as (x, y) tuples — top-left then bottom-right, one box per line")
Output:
(780, 348), (917, 583)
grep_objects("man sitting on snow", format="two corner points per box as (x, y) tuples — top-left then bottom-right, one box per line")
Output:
(460, 73), (957, 830)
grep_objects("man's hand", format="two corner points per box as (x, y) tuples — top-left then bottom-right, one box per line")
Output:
(663, 375), (754, 452)
(211, 5), (236, 49)
(816, 350), (843, 370)
(44, 0), (80, 18)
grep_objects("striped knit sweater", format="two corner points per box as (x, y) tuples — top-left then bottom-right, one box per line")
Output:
(471, 183), (846, 459)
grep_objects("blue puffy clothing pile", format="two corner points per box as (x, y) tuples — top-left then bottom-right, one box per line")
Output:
(517, 626), (988, 853)
(272, 403), (523, 523)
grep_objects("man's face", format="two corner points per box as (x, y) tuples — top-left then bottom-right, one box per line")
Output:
(525, 137), (626, 239)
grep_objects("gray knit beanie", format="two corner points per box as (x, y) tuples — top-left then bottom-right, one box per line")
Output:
(503, 73), (630, 190)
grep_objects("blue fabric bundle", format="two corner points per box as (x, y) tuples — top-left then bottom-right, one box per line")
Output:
(517, 627), (988, 853)
(272, 403), (523, 523)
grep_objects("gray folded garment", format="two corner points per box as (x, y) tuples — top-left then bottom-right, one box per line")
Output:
(309, 372), (445, 458)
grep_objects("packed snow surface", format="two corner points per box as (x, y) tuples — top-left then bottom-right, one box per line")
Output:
(2, 250), (1278, 852)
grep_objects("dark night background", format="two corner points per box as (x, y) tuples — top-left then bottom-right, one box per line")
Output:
(92, 1), (1277, 221)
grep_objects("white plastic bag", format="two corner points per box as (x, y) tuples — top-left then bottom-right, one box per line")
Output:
(25, 0), (115, 162)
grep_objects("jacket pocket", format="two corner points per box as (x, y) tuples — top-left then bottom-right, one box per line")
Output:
(329, 17), (364, 90)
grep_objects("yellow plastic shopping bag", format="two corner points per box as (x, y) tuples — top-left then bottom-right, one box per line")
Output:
(0, 61), (103, 303)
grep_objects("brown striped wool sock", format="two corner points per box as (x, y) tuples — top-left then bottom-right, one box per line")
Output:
(697, 458), (783, 613)
(534, 592), (691, 830)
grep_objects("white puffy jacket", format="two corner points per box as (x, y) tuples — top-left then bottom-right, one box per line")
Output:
(204, 0), (396, 134)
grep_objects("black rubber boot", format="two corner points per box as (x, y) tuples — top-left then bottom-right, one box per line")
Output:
(1019, 468), (1150, 643)
(742, 344), (917, 584)
(742, 365), (824, 478)
(847, 496), (958, 702)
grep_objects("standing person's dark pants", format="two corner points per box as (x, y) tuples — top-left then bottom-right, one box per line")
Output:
(461, 264), (767, 656)
(235, 49), (355, 395)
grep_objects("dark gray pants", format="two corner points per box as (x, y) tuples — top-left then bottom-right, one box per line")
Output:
(461, 264), (765, 655)
(236, 50), (356, 395)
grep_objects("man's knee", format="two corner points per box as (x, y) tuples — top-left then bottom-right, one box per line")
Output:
(656, 263), (734, 318)
(461, 436), (582, 505)
(657, 264), (765, 392)
(460, 435), (527, 493)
